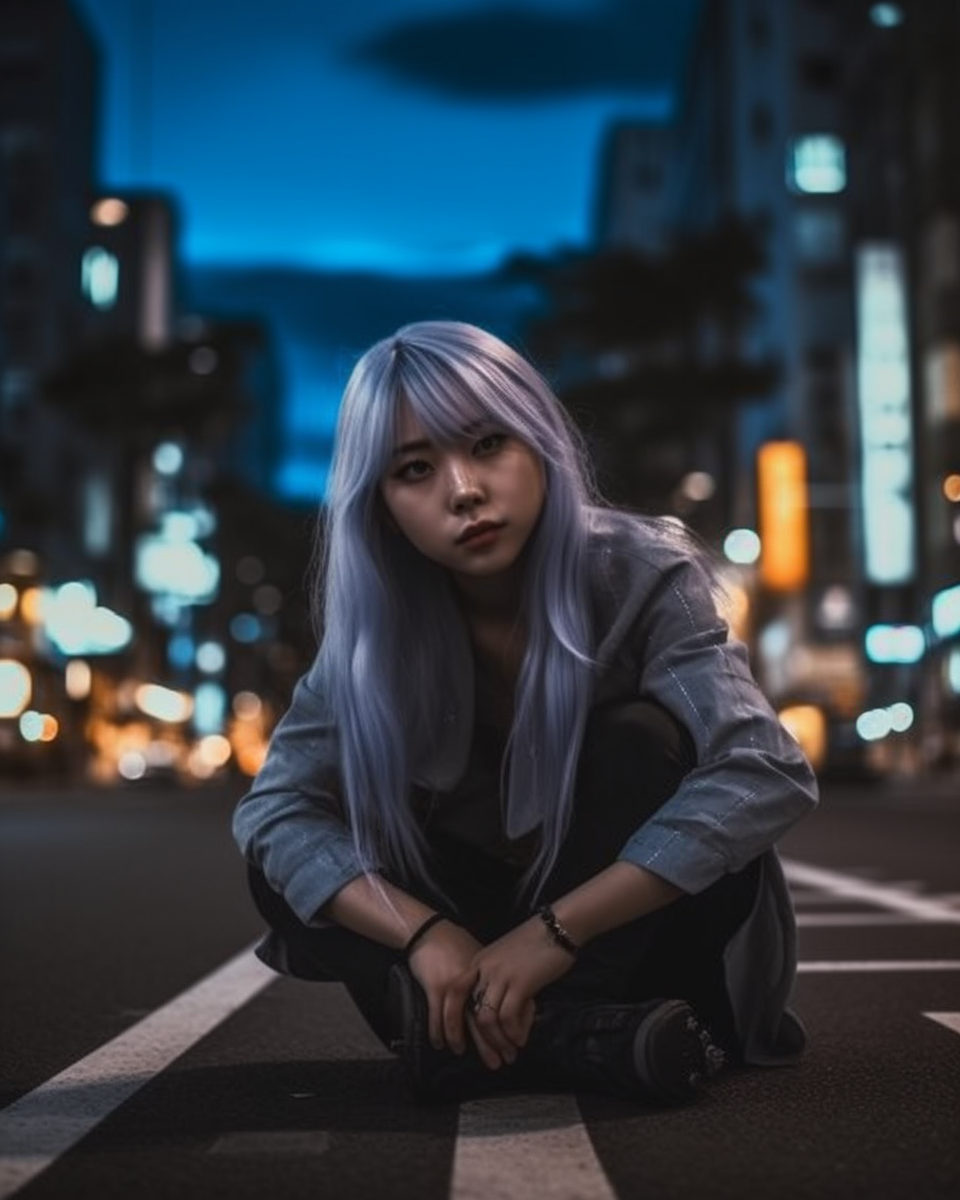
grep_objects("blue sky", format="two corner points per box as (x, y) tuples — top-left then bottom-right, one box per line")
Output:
(76, 0), (698, 272)
(73, 0), (700, 500)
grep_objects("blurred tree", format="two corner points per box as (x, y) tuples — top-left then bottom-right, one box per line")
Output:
(504, 216), (779, 516)
(42, 323), (257, 443)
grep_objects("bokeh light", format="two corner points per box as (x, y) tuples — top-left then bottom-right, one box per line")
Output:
(723, 528), (761, 566)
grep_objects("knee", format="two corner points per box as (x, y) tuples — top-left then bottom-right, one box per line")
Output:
(578, 699), (695, 796)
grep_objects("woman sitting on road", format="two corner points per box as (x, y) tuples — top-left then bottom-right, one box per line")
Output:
(233, 320), (818, 1103)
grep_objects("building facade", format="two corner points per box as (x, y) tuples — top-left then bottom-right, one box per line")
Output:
(841, 0), (960, 763)
(660, 0), (960, 770)
(0, 0), (100, 558)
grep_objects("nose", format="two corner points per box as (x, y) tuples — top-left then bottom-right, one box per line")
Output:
(447, 456), (484, 513)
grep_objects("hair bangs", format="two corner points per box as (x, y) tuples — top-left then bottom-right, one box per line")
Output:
(393, 355), (492, 451)
(391, 344), (541, 463)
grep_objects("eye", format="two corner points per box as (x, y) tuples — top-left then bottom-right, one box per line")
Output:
(474, 432), (507, 455)
(394, 458), (432, 482)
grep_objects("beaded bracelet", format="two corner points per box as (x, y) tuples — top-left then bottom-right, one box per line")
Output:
(404, 912), (448, 957)
(536, 904), (579, 958)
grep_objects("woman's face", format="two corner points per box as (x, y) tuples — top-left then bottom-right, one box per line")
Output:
(379, 402), (546, 585)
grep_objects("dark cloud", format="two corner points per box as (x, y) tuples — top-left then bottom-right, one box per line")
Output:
(186, 264), (536, 366)
(345, 0), (701, 99)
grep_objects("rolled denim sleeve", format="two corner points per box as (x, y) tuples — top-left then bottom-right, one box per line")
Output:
(232, 666), (365, 924)
(618, 555), (819, 893)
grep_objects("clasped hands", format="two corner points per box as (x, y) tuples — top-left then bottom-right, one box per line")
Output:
(406, 915), (576, 1070)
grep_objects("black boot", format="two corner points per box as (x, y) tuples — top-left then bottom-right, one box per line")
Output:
(387, 965), (722, 1105)
(522, 998), (725, 1104)
(386, 964), (509, 1102)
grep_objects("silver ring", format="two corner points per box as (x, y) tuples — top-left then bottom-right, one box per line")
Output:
(469, 987), (487, 1014)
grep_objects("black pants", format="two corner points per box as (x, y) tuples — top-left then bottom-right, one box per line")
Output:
(247, 700), (761, 1056)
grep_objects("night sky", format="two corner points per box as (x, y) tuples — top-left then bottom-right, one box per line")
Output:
(74, 0), (702, 498)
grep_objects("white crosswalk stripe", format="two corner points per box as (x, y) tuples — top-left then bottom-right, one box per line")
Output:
(451, 1094), (617, 1200)
(0, 944), (273, 1200)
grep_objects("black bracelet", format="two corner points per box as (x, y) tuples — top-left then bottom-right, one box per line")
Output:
(404, 912), (447, 957)
(536, 904), (579, 958)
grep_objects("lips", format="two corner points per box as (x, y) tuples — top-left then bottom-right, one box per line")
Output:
(456, 520), (505, 544)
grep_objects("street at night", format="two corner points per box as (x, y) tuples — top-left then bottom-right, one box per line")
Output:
(1, 777), (958, 1200)
(4, 0), (960, 1197)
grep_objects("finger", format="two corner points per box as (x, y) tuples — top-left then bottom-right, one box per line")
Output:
(519, 997), (536, 1043)
(497, 994), (531, 1049)
(473, 994), (518, 1064)
(443, 971), (477, 1050)
(442, 989), (467, 1055)
(466, 1013), (503, 1070)
(427, 991), (444, 1052)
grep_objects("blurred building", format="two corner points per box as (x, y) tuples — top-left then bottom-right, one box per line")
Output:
(594, 121), (675, 255)
(0, 0), (302, 784)
(80, 193), (177, 350)
(671, 0), (856, 581)
(654, 0), (960, 772)
(841, 0), (960, 763)
(0, 0), (100, 558)
(609, 0), (859, 773)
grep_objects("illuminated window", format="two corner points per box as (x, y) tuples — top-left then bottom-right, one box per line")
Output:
(870, 4), (904, 27)
(948, 648), (960, 695)
(932, 584), (960, 639)
(864, 624), (925, 664)
(787, 135), (846, 194)
(90, 197), (129, 227)
(855, 244), (916, 584)
(757, 442), (809, 591)
(80, 247), (119, 310)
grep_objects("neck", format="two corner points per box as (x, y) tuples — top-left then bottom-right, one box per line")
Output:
(451, 565), (524, 626)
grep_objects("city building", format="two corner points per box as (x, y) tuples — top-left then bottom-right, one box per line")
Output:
(0, 0), (298, 783)
(657, 0), (960, 771)
(0, 0), (100, 560)
(841, 0), (960, 765)
(661, 0), (867, 770)
(594, 120), (675, 254)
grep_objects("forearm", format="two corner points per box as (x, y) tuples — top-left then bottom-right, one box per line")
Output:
(319, 872), (440, 951)
(550, 861), (684, 947)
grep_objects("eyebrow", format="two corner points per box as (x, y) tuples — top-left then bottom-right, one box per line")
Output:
(391, 419), (488, 459)
(391, 438), (431, 458)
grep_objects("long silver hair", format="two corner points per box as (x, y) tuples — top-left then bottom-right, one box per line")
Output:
(315, 320), (601, 900)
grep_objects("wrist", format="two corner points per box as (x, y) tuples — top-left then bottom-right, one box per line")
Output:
(546, 863), (685, 949)
(404, 911), (449, 957)
(535, 904), (580, 958)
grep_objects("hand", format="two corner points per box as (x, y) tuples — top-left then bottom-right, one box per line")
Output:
(452, 917), (577, 1070)
(406, 920), (485, 1057)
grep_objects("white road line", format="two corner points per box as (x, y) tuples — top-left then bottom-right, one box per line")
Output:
(0, 944), (273, 1200)
(796, 913), (942, 927)
(790, 891), (884, 907)
(782, 859), (960, 923)
(924, 1013), (960, 1037)
(798, 960), (960, 972)
(451, 1093), (617, 1200)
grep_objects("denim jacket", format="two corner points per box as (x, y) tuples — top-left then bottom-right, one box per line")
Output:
(233, 507), (819, 1063)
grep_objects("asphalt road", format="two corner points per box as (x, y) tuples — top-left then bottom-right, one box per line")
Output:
(1, 775), (958, 1200)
